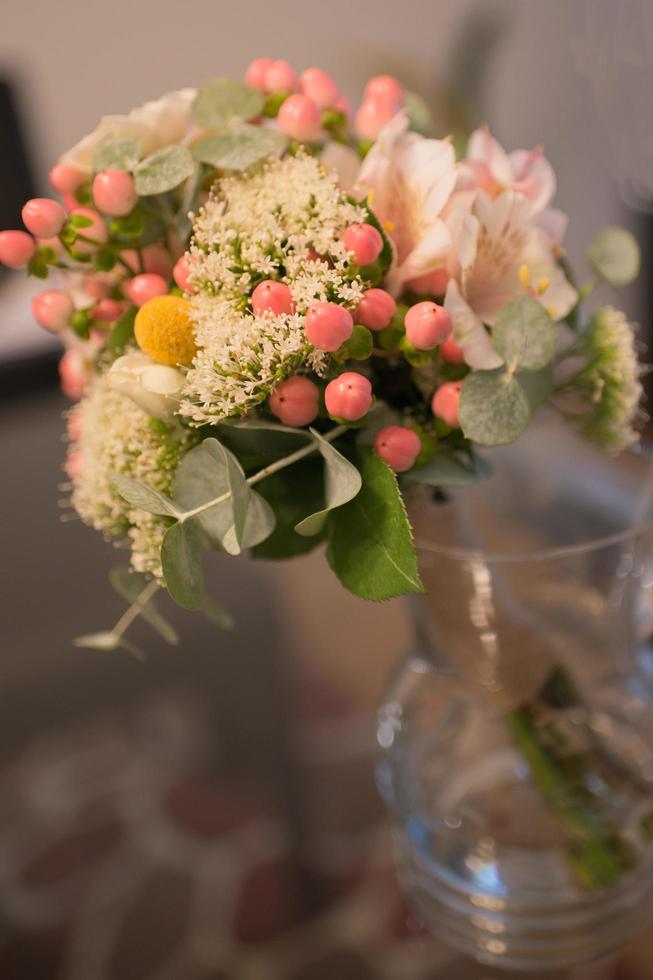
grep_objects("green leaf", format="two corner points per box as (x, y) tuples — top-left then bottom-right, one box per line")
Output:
(517, 364), (553, 412)
(94, 136), (143, 172)
(192, 77), (264, 129)
(73, 631), (144, 660)
(407, 450), (492, 488)
(587, 226), (640, 288)
(161, 520), (205, 610)
(107, 306), (136, 353)
(192, 124), (286, 171)
(108, 566), (179, 645)
(295, 429), (362, 536)
(110, 212), (144, 238)
(223, 488), (275, 552)
(111, 472), (179, 517)
(68, 214), (93, 229)
(217, 420), (312, 468)
(326, 447), (423, 600)
(459, 369), (531, 446)
(252, 458), (327, 560)
(133, 145), (194, 196)
(202, 596), (234, 630)
(340, 324), (373, 361)
(493, 296), (557, 372)
(404, 90), (434, 136)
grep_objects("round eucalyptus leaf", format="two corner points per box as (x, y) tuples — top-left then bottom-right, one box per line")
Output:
(192, 77), (264, 129)
(459, 369), (531, 446)
(133, 145), (195, 196)
(192, 125), (286, 171)
(493, 296), (556, 372)
(587, 226), (641, 288)
(94, 136), (143, 173)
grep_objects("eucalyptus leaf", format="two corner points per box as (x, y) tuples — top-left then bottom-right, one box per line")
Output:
(587, 226), (641, 288)
(202, 596), (235, 630)
(108, 566), (179, 645)
(493, 296), (556, 372)
(407, 451), (492, 488)
(223, 488), (276, 552)
(517, 364), (553, 412)
(173, 438), (237, 549)
(94, 136), (143, 173)
(404, 90), (434, 136)
(133, 145), (195, 196)
(252, 458), (327, 560)
(73, 631), (145, 660)
(192, 125), (286, 171)
(459, 369), (531, 446)
(326, 447), (424, 600)
(192, 77), (264, 129)
(295, 429), (362, 537)
(161, 519), (206, 610)
(217, 420), (312, 460)
(111, 472), (179, 517)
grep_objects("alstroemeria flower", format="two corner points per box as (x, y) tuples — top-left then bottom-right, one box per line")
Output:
(444, 190), (578, 369)
(61, 89), (196, 176)
(355, 112), (457, 294)
(107, 351), (185, 422)
(460, 126), (556, 215)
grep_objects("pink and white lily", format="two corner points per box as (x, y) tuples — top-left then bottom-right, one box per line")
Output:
(460, 125), (556, 215)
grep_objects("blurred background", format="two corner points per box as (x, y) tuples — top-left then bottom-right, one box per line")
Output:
(1, 1), (652, 977)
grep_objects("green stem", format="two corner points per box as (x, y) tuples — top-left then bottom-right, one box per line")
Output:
(112, 580), (159, 639)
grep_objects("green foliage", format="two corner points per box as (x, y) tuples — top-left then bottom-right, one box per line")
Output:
(192, 125), (286, 171)
(517, 364), (554, 412)
(73, 631), (144, 660)
(295, 429), (362, 536)
(68, 213), (93, 229)
(493, 296), (557, 372)
(202, 596), (235, 630)
(133, 145), (195, 196)
(252, 457), (327, 560)
(407, 450), (492, 487)
(110, 212), (145, 238)
(404, 90), (434, 136)
(161, 520), (206, 610)
(192, 77), (264, 129)
(326, 447), (424, 600)
(459, 369), (531, 446)
(587, 226), (640, 288)
(339, 324), (373, 361)
(107, 306), (136, 353)
(109, 566), (179, 644)
(94, 136), (143, 173)
(111, 472), (179, 517)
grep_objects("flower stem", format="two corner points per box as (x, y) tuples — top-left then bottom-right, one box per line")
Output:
(112, 580), (160, 639)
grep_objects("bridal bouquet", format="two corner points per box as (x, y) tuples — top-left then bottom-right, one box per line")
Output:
(0, 59), (643, 653)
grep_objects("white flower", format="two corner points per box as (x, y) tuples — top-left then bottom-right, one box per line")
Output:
(108, 351), (185, 422)
(355, 111), (457, 294)
(61, 89), (196, 175)
(444, 190), (577, 369)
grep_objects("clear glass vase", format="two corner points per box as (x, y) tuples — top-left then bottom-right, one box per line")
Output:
(377, 419), (653, 971)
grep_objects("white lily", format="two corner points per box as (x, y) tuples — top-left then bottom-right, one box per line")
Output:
(461, 125), (556, 215)
(61, 89), (196, 176)
(355, 112), (457, 294)
(107, 351), (185, 423)
(445, 190), (578, 369)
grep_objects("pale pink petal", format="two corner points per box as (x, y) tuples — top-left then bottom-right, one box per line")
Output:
(508, 148), (556, 213)
(444, 279), (503, 370)
(392, 219), (452, 288)
(467, 126), (513, 185)
(538, 206), (568, 243)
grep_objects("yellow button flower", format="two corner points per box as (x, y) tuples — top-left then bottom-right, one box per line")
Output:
(134, 295), (197, 367)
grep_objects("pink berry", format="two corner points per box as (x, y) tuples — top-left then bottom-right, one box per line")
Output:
(277, 94), (322, 141)
(342, 223), (383, 267)
(69, 208), (108, 254)
(269, 375), (319, 426)
(334, 96), (352, 123)
(432, 381), (462, 428)
(439, 336), (465, 365)
(0, 230), (35, 268)
(245, 57), (272, 91)
(92, 298), (125, 322)
(364, 75), (404, 105)
(59, 349), (86, 400)
(49, 163), (85, 194)
(67, 407), (85, 442)
(32, 289), (74, 332)
(251, 280), (295, 316)
(126, 273), (168, 307)
(409, 267), (451, 295)
(82, 274), (111, 300)
(65, 450), (85, 483)
(173, 255), (192, 291)
(62, 193), (80, 212)
(305, 301), (354, 351)
(264, 60), (297, 93)
(375, 425), (421, 472)
(405, 301), (452, 350)
(92, 169), (137, 216)
(22, 198), (66, 238)
(355, 96), (400, 140)
(300, 67), (339, 109)
(325, 372), (372, 421)
(355, 288), (396, 331)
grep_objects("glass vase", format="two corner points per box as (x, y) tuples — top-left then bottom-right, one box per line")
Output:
(377, 420), (653, 970)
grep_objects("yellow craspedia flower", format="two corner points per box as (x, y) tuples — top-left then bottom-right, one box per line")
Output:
(134, 295), (197, 367)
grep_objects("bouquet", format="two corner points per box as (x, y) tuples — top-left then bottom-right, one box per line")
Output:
(0, 58), (643, 654)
